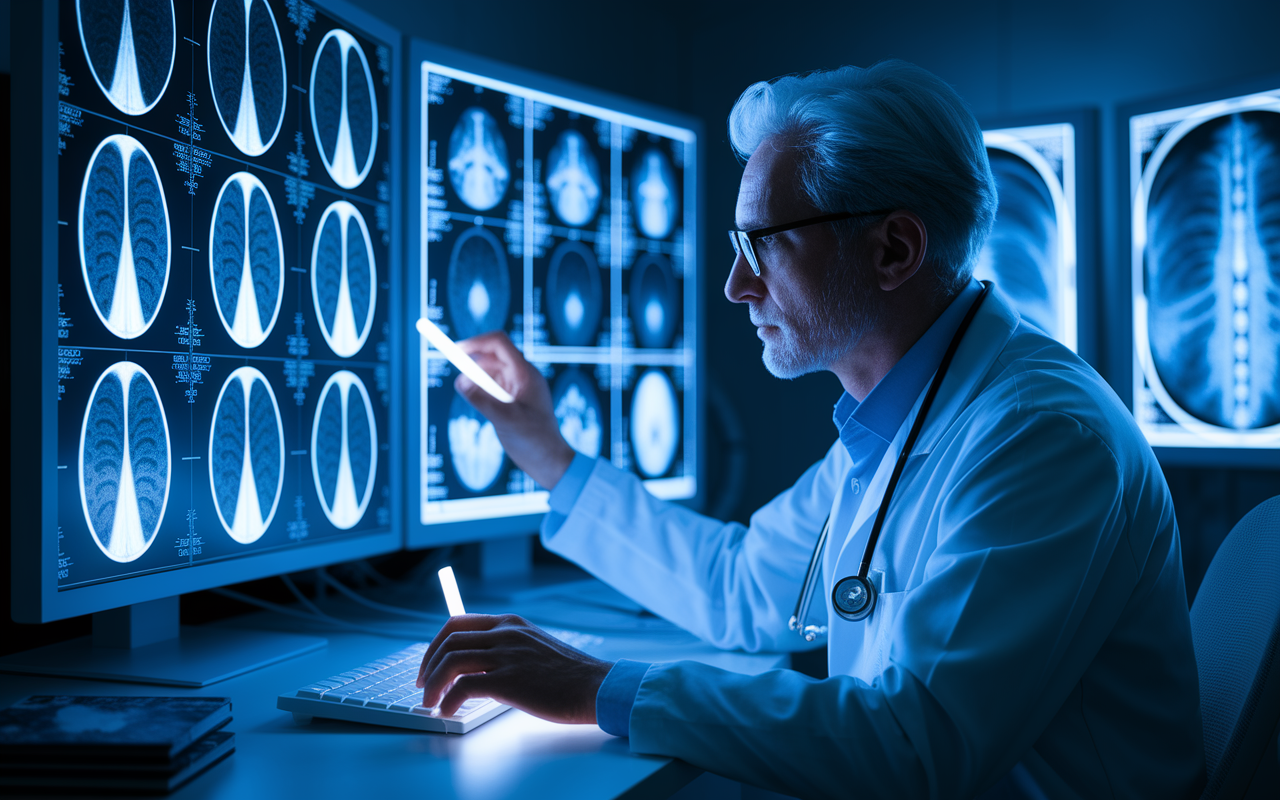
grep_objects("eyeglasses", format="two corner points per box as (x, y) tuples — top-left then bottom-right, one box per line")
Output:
(727, 210), (893, 276)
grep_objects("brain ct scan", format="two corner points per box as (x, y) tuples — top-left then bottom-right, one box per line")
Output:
(448, 108), (510, 212)
(79, 134), (171, 340)
(77, 0), (175, 116)
(630, 369), (679, 478)
(547, 130), (601, 226)
(447, 392), (506, 492)
(446, 226), (510, 340)
(553, 368), (603, 458)
(546, 241), (603, 346)
(209, 172), (284, 348)
(632, 148), (678, 240)
(207, 0), (286, 157)
(209, 367), (284, 544)
(1139, 106), (1280, 435)
(630, 254), (678, 349)
(311, 200), (377, 357)
(311, 371), (378, 529)
(79, 362), (170, 562)
(310, 29), (379, 189)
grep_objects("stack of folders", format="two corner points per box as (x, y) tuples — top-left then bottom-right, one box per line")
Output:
(0, 695), (234, 794)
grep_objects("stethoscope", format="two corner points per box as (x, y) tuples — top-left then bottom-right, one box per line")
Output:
(789, 281), (992, 641)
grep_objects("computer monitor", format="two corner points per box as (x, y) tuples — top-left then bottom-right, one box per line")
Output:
(7, 0), (402, 684)
(405, 41), (703, 549)
(1125, 80), (1280, 462)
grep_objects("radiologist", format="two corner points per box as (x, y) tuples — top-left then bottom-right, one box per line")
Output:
(416, 61), (1205, 799)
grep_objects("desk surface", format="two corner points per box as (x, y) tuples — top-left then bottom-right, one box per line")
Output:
(0, 582), (788, 800)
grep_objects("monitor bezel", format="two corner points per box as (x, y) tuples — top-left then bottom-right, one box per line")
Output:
(405, 38), (706, 548)
(9, 0), (405, 624)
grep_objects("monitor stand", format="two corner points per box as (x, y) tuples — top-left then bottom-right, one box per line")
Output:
(0, 597), (325, 687)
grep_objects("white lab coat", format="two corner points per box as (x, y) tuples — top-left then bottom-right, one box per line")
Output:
(542, 289), (1204, 799)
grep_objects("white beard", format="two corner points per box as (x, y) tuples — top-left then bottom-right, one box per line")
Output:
(756, 260), (880, 380)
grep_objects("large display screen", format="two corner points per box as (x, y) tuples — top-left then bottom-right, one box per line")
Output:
(417, 60), (698, 525)
(974, 123), (1077, 350)
(1131, 88), (1280, 448)
(54, 0), (395, 590)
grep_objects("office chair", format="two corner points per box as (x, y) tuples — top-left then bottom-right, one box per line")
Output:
(1190, 495), (1280, 799)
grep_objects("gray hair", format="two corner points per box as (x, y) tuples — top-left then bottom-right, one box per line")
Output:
(728, 60), (997, 295)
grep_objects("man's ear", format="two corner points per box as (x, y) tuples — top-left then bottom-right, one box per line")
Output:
(867, 210), (928, 292)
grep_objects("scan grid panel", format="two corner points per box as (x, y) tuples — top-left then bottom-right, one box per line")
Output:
(419, 62), (697, 524)
(55, 0), (396, 589)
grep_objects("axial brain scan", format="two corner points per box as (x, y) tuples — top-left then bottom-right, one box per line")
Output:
(630, 369), (679, 478)
(446, 226), (510, 340)
(310, 29), (379, 189)
(209, 367), (284, 544)
(207, 0), (286, 156)
(553, 368), (603, 458)
(630, 254), (678, 349)
(448, 108), (510, 212)
(546, 241), (603, 346)
(447, 392), (506, 492)
(632, 148), (678, 240)
(311, 200), (377, 357)
(311, 371), (378, 529)
(547, 130), (601, 227)
(210, 172), (284, 348)
(77, 0), (176, 116)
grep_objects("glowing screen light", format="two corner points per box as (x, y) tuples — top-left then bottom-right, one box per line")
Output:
(79, 362), (170, 563)
(78, 134), (171, 340)
(311, 371), (378, 529)
(207, 0), (286, 156)
(553, 368), (603, 458)
(209, 172), (284, 348)
(209, 367), (284, 544)
(547, 130), (601, 226)
(447, 393), (506, 492)
(632, 148), (678, 239)
(77, 0), (176, 116)
(311, 200), (377, 357)
(448, 108), (510, 211)
(310, 29), (379, 189)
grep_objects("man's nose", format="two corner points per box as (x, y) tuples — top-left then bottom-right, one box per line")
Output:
(725, 251), (763, 304)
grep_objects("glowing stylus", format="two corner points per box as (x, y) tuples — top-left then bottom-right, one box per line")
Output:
(416, 318), (515, 404)
(438, 566), (466, 617)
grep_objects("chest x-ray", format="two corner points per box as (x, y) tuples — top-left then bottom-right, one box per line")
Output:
(77, 0), (176, 116)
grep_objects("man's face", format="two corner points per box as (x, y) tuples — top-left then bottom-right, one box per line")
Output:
(727, 138), (879, 379)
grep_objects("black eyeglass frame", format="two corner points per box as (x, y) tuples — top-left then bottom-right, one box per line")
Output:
(728, 209), (894, 276)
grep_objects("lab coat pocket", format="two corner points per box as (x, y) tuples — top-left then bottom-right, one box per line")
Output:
(851, 589), (907, 684)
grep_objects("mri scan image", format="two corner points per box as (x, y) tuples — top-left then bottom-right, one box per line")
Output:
(209, 367), (284, 544)
(310, 29), (378, 189)
(311, 200), (377, 357)
(547, 130), (601, 227)
(207, 0), (286, 157)
(78, 362), (170, 563)
(632, 148), (678, 240)
(448, 108), (510, 212)
(630, 369), (679, 478)
(447, 392), (505, 493)
(630, 254), (678, 349)
(553, 368), (603, 458)
(77, 0), (175, 116)
(209, 172), (284, 348)
(546, 241), (603, 347)
(1142, 108), (1280, 432)
(78, 134), (171, 340)
(311, 370), (378, 529)
(446, 226), (510, 340)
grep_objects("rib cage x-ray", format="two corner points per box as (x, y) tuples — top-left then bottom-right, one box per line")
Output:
(1142, 108), (1280, 432)
(79, 134), (171, 340)
(311, 200), (377, 357)
(630, 369), (679, 478)
(547, 130), (601, 226)
(77, 0), (175, 116)
(546, 241), (603, 346)
(632, 148), (678, 240)
(209, 367), (283, 544)
(630, 254), (678, 349)
(311, 371), (378, 529)
(207, 0), (286, 156)
(448, 108), (510, 212)
(210, 172), (284, 348)
(310, 29), (378, 189)
(447, 392), (505, 493)
(79, 362), (170, 563)
(446, 226), (510, 340)
(553, 368), (603, 458)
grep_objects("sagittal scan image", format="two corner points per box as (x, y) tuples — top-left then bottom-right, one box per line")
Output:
(310, 28), (378, 190)
(629, 368), (679, 478)
(311, 200), (377, 357)
(448, 107), (510, 212)
(209, 367), (283, 544)
(311, 371), (378, 529)
(546, 241), (603, 347)
(209, 172), (284, 348)
(547, 130), (601, 227)
(78, 134), (171, 340)
(631, 147), (678, 240)
(446, 392), (505, 492)
(1144, 109), (1280, 431)
(77, 0), (175, 116)
(207, 0), (286, 157)
(79, 362), (170, 563)
(629, 254), (679, 349)
(446, 226), (510, 340)
(552, 367), (604, 458)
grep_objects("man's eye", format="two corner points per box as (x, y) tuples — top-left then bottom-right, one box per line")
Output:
(756, 236), (775, 246)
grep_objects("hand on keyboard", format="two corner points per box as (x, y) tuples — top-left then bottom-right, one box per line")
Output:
(416, 613), (615, 725)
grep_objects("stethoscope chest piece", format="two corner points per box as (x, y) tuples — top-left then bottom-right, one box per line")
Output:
(832, 574), (876, 621)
